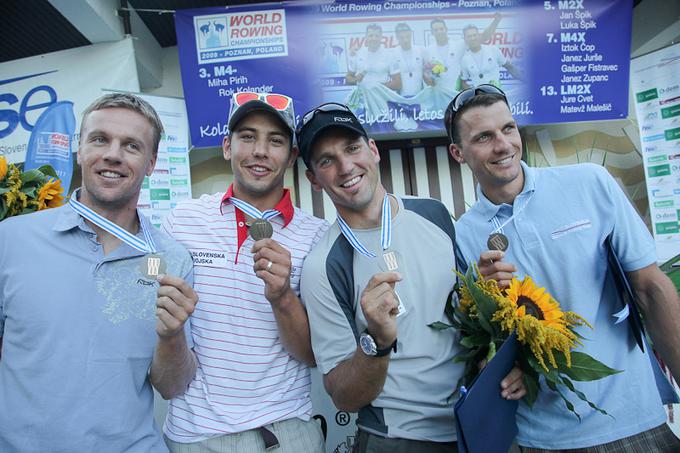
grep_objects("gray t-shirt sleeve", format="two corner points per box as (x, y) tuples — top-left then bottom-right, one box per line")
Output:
(301, 251), (357, 375)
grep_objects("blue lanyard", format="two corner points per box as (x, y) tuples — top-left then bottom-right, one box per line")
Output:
(229, 197), (281, 221)
(68, 190), (156, 253)
(336, 194), (392, 258)
(490, 192), (534, 234)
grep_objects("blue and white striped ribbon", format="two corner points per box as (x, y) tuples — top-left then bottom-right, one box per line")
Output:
(229, 197), (281, 221)
(68, 192), (156, 253)
(336, 194), (391, 259)
(489, 192), (534, 235)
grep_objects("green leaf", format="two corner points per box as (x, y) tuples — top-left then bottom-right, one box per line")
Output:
(546, 379), (581, 422)
(460, 331), (490, 348)
(20, 186), (38, 198)
(526, 354), (561, 385)
(20, 169), (45, 184)
(465, 273), (497, 335)
(454, 346), (484, 362)
(560, 376), (613, 419)
(555, 351), (622, 382)
(523, 373), (540, 408)
(428, 321), (454, 330)
(37, 165), (58, 178)
(485, 340), (497, 362)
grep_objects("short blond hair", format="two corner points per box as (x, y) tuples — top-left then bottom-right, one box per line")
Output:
(81, 93), (164, 155)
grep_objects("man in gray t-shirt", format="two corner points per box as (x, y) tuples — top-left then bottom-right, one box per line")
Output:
(296, 103), (526, 452)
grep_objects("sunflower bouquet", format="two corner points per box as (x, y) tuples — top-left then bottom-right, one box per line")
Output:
(0, 156), (65, 221)
(425, 60), (447, 77)
(432, 266), (621, 420)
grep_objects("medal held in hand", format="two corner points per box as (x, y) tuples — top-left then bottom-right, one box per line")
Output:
(380, 249), (401, 272)
(487, 232), (509, 252)
(248, 218), (273, 241)
(141, 254), (167, 279)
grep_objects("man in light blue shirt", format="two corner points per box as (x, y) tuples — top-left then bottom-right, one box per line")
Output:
(446, 85), (680, 452)
(0, 93), (198, 452)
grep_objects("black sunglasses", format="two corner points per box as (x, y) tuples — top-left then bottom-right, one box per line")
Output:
(445, 84), (508, 139)
(296, 102), (353, 135)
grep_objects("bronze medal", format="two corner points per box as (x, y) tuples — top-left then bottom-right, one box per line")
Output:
(248, 218), (273, 241)
(140, 254), (166, 279)
(487, 232), (509, 252)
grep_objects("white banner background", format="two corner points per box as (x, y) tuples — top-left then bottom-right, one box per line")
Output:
(0, 39), (139, 164)
(630, 42), (680, 263)
(135, 93), (193, 228)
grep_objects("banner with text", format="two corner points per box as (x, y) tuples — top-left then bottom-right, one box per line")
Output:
(631, 42), (680, 264)
(0, 39), (139, 164)
(136, 94), (193, 229)
(176, 0), (632, 149)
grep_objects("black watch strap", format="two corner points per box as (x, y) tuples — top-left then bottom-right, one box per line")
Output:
(375, 338), (398, 357)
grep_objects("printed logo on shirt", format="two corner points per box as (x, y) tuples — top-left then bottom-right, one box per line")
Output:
(551, 219), (592, 240)
(189, 249), (228, 268)
(136, 278), (158, 287)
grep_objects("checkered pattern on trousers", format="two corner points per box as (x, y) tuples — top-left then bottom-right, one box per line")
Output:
(519, 424), (680, 453)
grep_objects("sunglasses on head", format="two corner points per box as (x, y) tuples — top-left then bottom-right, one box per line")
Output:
(445, 84), (507, 139)
(296, 103), (353, 135)
(232, 91), (293, 111)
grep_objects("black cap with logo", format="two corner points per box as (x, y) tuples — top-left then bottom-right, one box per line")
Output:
(296, 103), (367, 168)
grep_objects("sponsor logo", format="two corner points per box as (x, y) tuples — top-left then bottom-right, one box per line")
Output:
(655, 211), (677, 221)
(651, 188), (673, 198)
(642, 133), (664, 142)
(0, 70), (60, 139)
(194, 9), (288, 65)
(654, 200), (674, 208)
(660, 84), (680, 95)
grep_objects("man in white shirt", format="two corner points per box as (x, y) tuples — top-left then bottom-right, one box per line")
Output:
(392, 23), (428, 97)
(346, 23), (401, 92)
(426, 15), (502, 92)
(460, 24), (523, 89)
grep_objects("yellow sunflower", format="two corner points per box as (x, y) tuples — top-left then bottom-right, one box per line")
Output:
(36, 179), (65, 210)
(0, 156), (7, 180)
(492, 276), (590, 371)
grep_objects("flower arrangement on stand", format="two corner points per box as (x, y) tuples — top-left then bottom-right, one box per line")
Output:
(0, 156), (65, 221)
(431, 266), (621, 420)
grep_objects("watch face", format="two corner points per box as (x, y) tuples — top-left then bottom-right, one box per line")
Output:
(360, 333), (377, 356)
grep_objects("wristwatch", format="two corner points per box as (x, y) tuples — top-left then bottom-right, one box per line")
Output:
(359, 331), (397, 357)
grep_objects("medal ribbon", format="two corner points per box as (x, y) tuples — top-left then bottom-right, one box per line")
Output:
(336, 194), (391, 259)
(68, 192), (156, 253)
(489, 192), (534, 235)
(229, 197), (281, 222)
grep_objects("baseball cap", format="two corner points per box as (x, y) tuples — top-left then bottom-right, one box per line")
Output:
(227, 91), (296, 137)
(296, 103), (368, 168)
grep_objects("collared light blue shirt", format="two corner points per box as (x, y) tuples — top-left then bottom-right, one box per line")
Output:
(0, 202), (193, 452)
(455, 162), (666, 449)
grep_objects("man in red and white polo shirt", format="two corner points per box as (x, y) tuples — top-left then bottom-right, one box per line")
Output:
(159, 92), (329, 452)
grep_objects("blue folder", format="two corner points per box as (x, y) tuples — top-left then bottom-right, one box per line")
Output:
(605, 235), (679, 404)
(455, 333), (519, 453)
(605, 235), (646, 351)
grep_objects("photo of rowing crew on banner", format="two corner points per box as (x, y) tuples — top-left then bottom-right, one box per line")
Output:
(314, 12), (526, 134)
